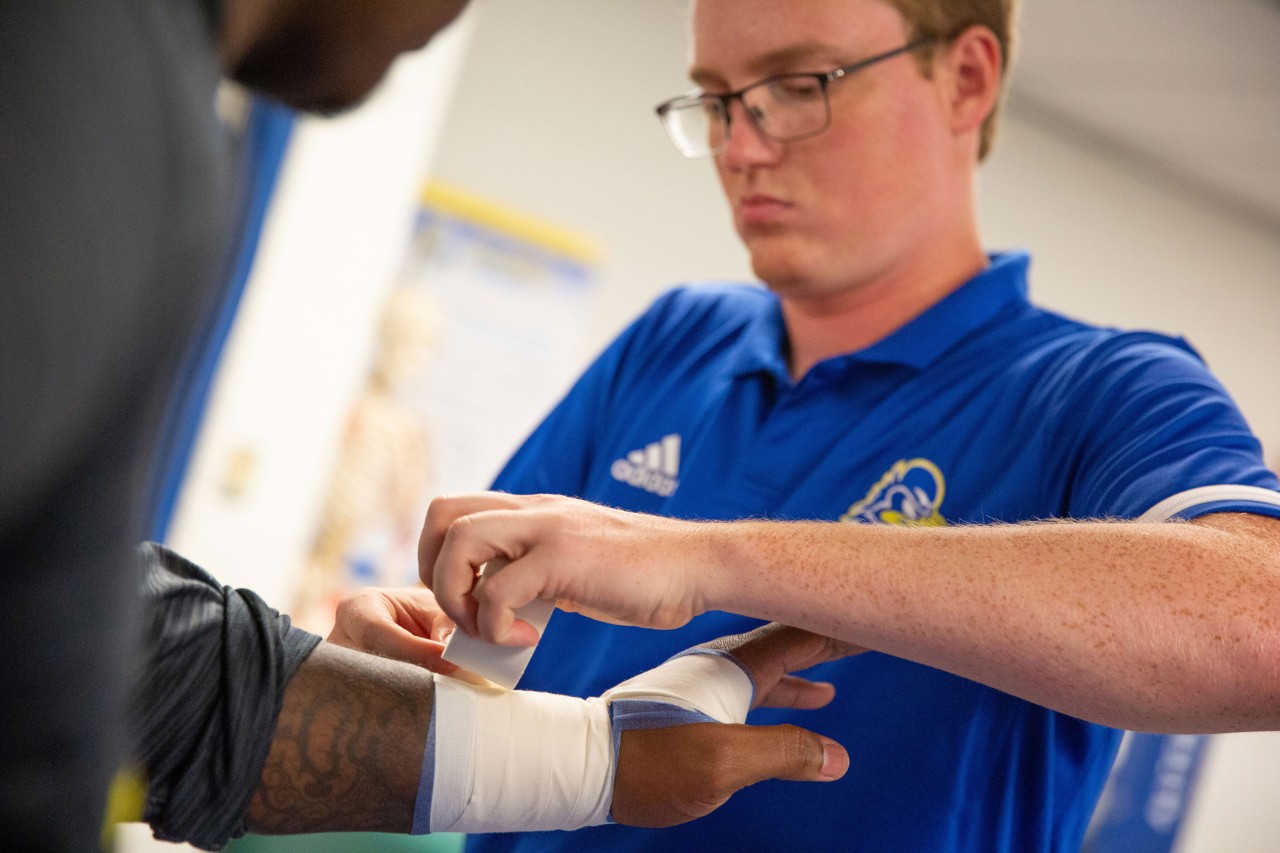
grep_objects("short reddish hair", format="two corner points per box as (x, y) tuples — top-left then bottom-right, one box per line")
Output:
(885, 0), (1019, 160)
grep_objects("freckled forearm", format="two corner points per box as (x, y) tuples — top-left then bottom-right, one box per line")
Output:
(247, 642), (435, 834)
(705, 514), (1280, 731)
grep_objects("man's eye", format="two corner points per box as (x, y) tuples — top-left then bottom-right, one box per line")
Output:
(700, 98), (726, 120)
(769, 77), (824, 101)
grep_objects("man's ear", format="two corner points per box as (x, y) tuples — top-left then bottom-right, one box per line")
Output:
(939, 25), (1003, 141)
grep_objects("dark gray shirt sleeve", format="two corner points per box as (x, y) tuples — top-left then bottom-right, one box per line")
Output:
(130, 543), (322, 851)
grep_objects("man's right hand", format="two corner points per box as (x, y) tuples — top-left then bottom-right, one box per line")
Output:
(419, 491), (718, 645)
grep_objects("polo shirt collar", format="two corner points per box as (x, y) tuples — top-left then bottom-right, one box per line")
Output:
(731, 250), (1031, 380)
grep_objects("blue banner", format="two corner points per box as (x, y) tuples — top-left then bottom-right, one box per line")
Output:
(145, 96), (295, 540)
(1084, 732), (1210, 853)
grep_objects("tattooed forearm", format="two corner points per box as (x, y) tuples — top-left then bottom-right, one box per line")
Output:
(246, 641), (435, 834)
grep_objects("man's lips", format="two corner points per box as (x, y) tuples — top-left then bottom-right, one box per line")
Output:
(737, 194), (793, 226)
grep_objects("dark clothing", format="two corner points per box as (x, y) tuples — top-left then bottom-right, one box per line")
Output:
(132, 544), (320, 851)
(1, 1), (231, 849)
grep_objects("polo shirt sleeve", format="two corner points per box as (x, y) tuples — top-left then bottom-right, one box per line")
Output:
(491, 288), (689, 496)
(1060, 332), (1280, 522)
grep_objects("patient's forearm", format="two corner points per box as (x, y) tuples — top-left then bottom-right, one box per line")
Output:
(247, 641), (435, 834)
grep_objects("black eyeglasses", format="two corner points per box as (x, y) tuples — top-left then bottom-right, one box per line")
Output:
(655, 38), (936, 158)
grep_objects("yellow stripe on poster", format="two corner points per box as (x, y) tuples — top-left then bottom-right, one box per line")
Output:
(421, 181), (601, 266)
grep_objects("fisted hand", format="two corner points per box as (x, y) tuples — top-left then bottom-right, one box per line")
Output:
(418, 492), (717, 645)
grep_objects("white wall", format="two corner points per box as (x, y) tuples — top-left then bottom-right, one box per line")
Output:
(426, 2), (1280, 851)
(428, 0), (752, 358)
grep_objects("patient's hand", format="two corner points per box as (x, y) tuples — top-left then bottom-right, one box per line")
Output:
(327, 586), (460, 676)
(613, 721), (848, 827)
(609, 624), (856, 827)
(697, 622), (865, 710)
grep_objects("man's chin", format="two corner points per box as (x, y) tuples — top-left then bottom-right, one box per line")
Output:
(749, 251), (810, 293)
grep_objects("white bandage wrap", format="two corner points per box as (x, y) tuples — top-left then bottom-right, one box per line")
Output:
(425, 676), (614, 833)
(416, 648), (756, 834)
(602, 650), (755, 724)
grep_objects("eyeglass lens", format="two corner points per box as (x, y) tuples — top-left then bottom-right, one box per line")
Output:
(664, 75), (832, 157)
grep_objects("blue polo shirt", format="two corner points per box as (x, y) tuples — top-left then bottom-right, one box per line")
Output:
(471, 252), (1280, 853)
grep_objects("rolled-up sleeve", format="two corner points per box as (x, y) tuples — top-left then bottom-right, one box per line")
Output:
(130, 543), (321, 850)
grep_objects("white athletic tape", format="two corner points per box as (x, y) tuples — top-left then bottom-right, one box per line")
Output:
(428, 676), (613, 833)
(419, 647), (757, 833)
(440, 559), (556, 689)
(602, 650), (755, 724)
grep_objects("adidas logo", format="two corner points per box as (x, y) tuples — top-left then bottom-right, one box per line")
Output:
(610, 434), (681, 497)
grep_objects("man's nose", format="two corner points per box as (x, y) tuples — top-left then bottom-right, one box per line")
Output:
(721, 98), (783, 169)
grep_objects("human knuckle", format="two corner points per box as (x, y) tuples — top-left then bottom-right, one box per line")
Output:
(423, 496), (450, 532)
(474, 575), (506, 606)
(335, 588), (370, 614)
(778, 725), (813, 767)
(332, 594), (355, 617)
(445, 512), (477, 544)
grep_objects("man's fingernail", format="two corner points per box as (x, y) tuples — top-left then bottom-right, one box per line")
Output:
(819, 738), (849, 780)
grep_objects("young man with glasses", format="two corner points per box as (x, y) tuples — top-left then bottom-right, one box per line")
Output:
(406, 0), (1280, 850)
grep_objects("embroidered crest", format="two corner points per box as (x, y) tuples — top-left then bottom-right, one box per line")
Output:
(841, 458), (947, 527)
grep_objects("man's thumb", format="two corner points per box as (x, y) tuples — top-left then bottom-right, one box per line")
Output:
(733, 724), (849, 783)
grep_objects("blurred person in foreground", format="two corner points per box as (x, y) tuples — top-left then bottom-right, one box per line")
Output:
(4, 2), (844, 850)
(0, 2), (479, 847)
(2, 3), (849, 845)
